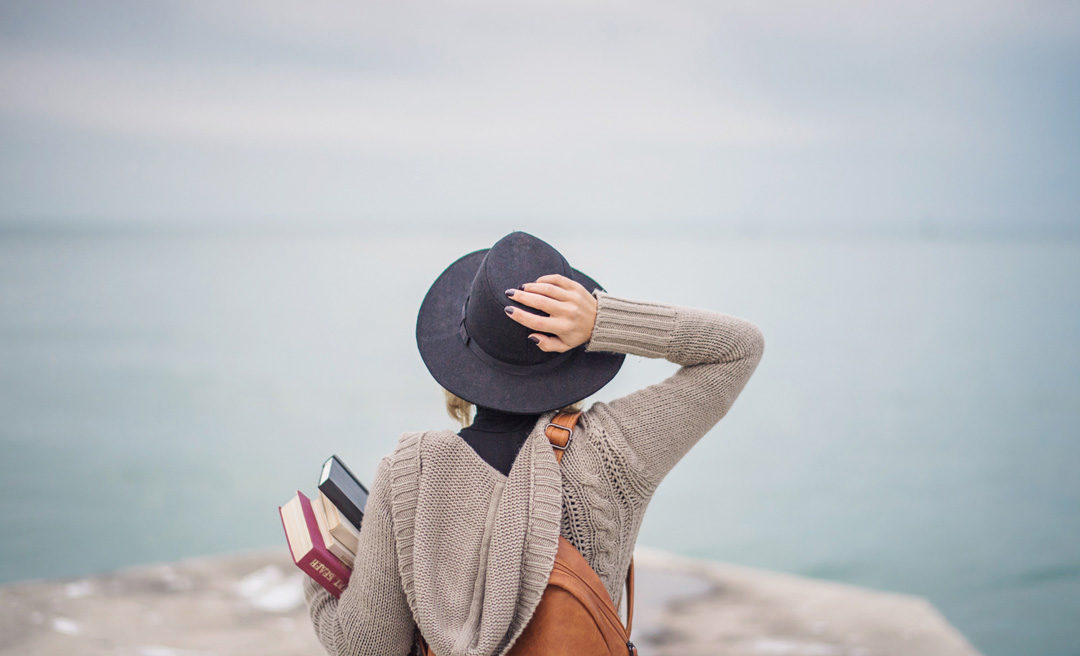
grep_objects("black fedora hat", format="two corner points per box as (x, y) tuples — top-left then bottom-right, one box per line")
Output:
(416, 231), (625, 414)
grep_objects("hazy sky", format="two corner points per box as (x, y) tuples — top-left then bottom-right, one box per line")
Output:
(1, 1), (1077, 234)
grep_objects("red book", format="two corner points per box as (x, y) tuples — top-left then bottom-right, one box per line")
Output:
(279, 490), (352, 597)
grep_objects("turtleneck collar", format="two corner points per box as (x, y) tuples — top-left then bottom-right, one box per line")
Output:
(458, 405), (543, 476)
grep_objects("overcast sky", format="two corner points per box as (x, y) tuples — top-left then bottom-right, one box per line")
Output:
(0, 1), (1077, 235)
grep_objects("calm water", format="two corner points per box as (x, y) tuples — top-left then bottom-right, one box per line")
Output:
(0, 231), (1077, 656)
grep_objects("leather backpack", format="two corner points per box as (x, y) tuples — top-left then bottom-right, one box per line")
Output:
(419, 411), (638, 656)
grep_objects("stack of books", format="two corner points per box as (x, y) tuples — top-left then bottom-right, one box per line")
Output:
(278, 454), (369, 597)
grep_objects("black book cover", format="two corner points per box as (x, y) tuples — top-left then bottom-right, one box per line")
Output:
(318, 454), (369, 530)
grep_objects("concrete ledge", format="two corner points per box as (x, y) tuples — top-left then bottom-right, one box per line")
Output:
(0, 548), (981, 656)
(631, 546), (981, 655)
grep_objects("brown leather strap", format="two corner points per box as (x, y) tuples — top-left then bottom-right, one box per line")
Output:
(546, 411), (635, 641)
(543, 411), (579, 463)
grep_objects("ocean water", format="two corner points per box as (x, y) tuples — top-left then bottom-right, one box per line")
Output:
(0, 230), (1077, 656)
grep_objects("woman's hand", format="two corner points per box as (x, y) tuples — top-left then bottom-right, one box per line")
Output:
(503, 273), (598, 352)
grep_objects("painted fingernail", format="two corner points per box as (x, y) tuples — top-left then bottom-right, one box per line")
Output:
(504, 288), (515, 297)
(517, 284), (526, 290)
(528, 335), (540, 344)
(504, 306), (514, 315)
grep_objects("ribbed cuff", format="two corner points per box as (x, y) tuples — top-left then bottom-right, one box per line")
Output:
(584, 290), (678, 359)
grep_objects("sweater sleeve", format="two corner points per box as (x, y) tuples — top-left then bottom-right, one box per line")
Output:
(303, 457), (416, 656)
(582, 289), (764, 489)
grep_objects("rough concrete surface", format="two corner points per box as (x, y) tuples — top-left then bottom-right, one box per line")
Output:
(0, 547), (982, 656)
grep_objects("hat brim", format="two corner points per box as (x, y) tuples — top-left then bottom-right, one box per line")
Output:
(416, 248), (625, 414)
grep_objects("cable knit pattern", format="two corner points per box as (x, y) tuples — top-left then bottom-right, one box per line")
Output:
(303, 290), (765, 655)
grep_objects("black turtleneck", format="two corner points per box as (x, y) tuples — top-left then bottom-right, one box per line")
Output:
(457, 405), (542, 476)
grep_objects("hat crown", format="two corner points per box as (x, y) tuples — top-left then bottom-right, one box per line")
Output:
(415, 228), (624, 413)
(463, 231), (572, 366)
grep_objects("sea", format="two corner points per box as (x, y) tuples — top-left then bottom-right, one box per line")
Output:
(0, 228), (1077, 656)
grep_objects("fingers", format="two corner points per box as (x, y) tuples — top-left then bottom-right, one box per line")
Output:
(528, 332), (572, 353)
(535, 273), (588, 294)
(504, 305), (560, 334)
(505, 288), (562, 315)
(506, 274), (592, 353)
(519, 280), (574, 302)
(533, 274), (583, 289)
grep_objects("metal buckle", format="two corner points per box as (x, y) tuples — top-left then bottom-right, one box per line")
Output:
(545, 423), (573, 450)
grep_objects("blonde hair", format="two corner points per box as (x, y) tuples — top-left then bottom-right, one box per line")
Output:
(442, 388), (584, 428)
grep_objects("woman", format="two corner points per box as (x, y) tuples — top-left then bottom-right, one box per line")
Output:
(303, 230), (764, 656)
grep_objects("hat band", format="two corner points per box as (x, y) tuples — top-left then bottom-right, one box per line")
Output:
(458, 296), (577, 377)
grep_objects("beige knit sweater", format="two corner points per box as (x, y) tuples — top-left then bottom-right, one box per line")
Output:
(303, 290), (765, 656)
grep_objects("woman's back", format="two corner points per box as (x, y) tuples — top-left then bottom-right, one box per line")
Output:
(303, 287), (764, 656)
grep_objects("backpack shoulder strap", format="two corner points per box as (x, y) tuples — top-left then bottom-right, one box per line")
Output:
(544, 410), (581, 463)
(545, 411), (636, 640)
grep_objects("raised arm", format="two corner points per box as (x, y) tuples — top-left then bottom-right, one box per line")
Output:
(505, 276), (763, 490)
(581, 289), (764, 488)
(302, 457), (416, 656)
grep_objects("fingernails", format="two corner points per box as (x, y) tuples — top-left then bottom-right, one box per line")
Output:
(517, 284), (526, 291)
(504, 288), (515, 297)
(528, 335), (539, 344)
(504, 306), (514, 315)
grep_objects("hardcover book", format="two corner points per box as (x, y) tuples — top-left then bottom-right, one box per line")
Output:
(278, 490), (351, 597)
(311, 491), (356, 568)
(318, 454), (369, 530)
(319, 489), (361, 554)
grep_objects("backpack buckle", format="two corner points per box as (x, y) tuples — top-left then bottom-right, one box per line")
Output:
(545, 423), (573, 450)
